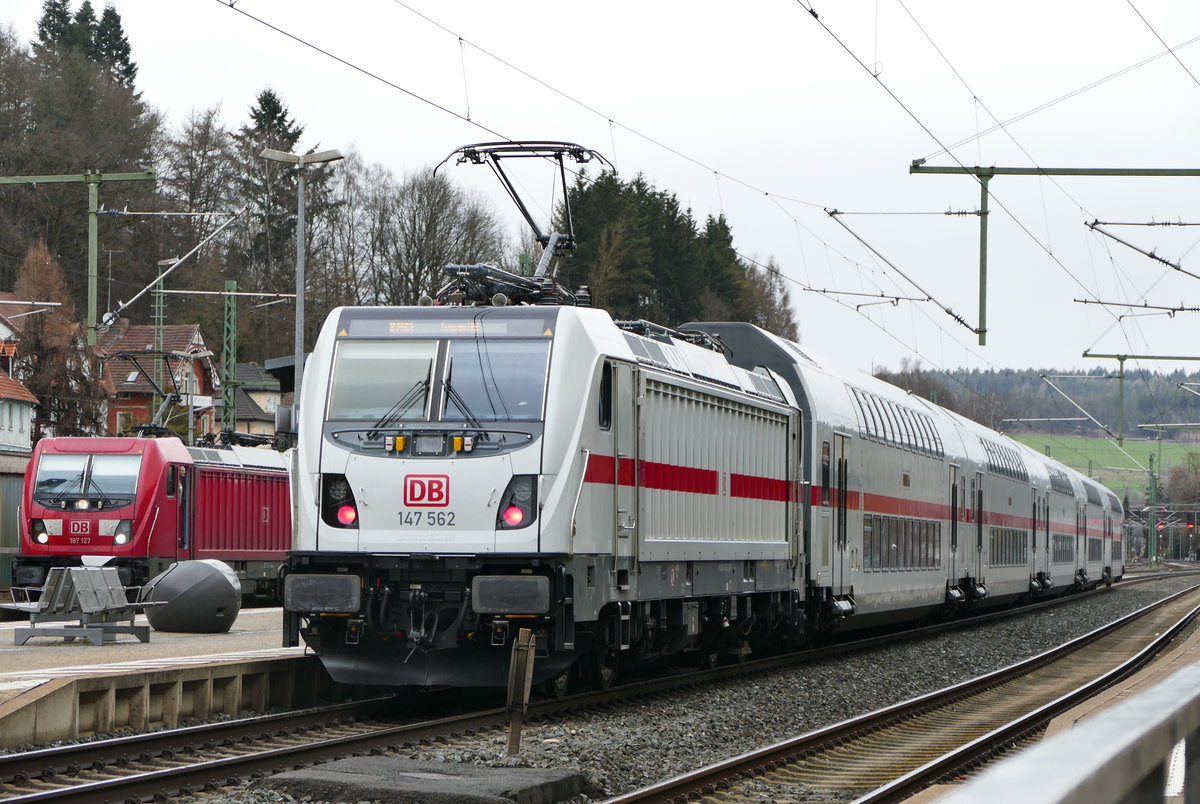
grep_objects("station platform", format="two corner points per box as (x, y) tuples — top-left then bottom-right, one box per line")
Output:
(0, 607), (335, 749)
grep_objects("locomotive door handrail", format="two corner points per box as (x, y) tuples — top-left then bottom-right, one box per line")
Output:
(569, 447), (591, 556)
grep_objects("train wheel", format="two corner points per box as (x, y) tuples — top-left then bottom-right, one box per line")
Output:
(592, 650), (618, 690)
(542, 667), (572, 699)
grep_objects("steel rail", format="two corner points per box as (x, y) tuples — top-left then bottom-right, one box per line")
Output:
(0, 697), (395, 787)
(0, 573), (1190, 803)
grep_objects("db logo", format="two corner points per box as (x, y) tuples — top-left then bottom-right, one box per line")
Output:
(69, 521), (90, 535)
(404, 475), (450, 507)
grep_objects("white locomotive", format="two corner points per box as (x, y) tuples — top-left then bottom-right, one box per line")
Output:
(281, 143), (1124, 689)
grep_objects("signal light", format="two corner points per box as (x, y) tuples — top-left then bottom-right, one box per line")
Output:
(1157, 523), (1165, 531)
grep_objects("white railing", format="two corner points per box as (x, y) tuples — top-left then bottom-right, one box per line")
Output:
(939, 659), (1200, 804)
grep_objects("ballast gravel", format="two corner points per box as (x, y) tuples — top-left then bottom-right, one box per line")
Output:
(197, 575), (1199, 804)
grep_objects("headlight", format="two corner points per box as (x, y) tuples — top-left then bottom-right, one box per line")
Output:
(32, 519), (48, 544)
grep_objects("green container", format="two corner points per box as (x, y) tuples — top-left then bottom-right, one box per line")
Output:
(0, 472), (24, 590)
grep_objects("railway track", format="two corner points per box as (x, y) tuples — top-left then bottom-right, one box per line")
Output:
(0, 575), (1192, 803)
(607, 584), (1200, 804)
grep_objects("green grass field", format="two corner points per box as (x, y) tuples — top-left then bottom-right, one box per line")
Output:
(1008, 432), (1198, 503)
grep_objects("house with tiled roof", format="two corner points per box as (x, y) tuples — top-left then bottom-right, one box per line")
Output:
(97, 319), (220, 437)
(0, 369), (37, 459)
(230, 362), (281, 438)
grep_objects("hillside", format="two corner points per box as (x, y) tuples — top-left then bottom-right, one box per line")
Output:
(875, 363), (1200, 440)
(1007, 432), (1193, 506)
(872, 363), (1200, 506)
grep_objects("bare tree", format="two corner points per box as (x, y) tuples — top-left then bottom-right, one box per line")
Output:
(365, 167), (507, 304)
(14, 239), (107, 440)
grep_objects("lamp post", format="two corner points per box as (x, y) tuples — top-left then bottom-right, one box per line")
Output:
(258, 147), (344, 407)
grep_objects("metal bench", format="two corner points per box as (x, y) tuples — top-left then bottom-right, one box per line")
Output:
(5, 566), (153, 646)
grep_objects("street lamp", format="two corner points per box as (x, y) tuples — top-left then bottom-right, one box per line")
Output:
(258, 147), (344, 407)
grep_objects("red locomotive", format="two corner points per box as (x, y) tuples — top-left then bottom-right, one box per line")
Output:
(13, 436), (291, 599)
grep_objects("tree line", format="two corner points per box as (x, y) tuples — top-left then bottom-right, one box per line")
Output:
(0, 0), (798, 396)
(874, 358), (1200, 441)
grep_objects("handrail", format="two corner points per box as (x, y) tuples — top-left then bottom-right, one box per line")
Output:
(568, 447), (590, 556)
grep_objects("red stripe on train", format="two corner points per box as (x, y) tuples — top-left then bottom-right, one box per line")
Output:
(584, 453), (785, 501)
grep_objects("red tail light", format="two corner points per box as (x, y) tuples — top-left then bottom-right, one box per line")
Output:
(496, 475), (537, 530)
(321, 474), (359, 529)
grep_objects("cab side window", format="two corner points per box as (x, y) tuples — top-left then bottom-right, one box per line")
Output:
(598, 362), (613, 430)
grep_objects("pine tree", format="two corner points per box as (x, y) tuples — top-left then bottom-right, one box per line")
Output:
(561, 170), (798, 336)
(226, 89), (306, 361)
(66, 1), (97, 55)
(92, 4), (136, 86)
(34, 0), (72, 49)
(33, 1), (137, 87)
(9, 0), (158, 320)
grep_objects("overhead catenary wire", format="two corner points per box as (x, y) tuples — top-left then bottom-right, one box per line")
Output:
(206, 0), (1192, 428)
(1124, 0), (1200, 91)
(825, 210), (973, 334)
(1087, 222), (1200, 281)
(796, 0), (1200, 440)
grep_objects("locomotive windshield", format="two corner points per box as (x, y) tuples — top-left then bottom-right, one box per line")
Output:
(327, 341), (435, 422)
(34, 453), (141, 501)
(327, 337), (550, 424)
(443, 340), (549, 423)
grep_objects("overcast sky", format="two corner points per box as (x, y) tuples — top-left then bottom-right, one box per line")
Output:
(5, 0), (1200, 378)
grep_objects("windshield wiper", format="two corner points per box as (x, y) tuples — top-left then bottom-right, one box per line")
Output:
(441, 355), (489, 438)
(366, 379), (430, 440)
(50, 470), (86, 503)
(442, 379), (488, 438)
(85, 475), (113, 501)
